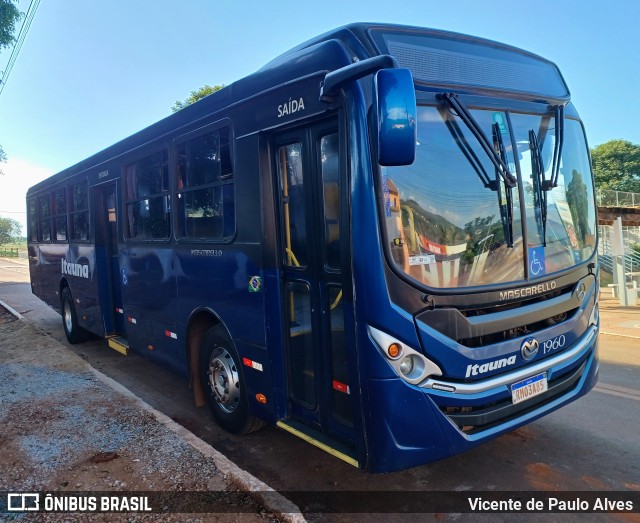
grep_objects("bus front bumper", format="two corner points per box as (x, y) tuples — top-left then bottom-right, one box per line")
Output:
(363, 327), (599, 473)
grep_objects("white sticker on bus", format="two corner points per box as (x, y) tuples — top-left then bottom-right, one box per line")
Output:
(61, 259), (89, 279)
(409, 254), (436, 266)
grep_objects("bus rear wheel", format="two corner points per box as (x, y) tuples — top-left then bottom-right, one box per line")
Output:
(61, 287), (89, 344)
(199, 326), (264, 434)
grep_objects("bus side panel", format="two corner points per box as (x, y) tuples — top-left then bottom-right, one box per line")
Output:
(69, 242), (103, 336)
(34, 242), (103, 336)
(174, 129), (275, 420)
(230, 132), (274, 420)
(118, 244), (180, 368)
(28, 244), (42, 298)
(38, 243), (67, 308)
(123, 309), (184, 374)
(174, 247), (270, 400)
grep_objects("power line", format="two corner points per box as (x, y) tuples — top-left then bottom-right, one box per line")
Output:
(0, 0), (42, 97)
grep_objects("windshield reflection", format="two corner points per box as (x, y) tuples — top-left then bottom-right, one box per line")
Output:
(380, 106), (596, 290)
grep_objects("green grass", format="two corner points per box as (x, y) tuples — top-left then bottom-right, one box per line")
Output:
(0, 239), (26, 257)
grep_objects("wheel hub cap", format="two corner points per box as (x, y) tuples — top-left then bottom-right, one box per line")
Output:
(64, 301), (73, 332)
(207, 347), (240, 413)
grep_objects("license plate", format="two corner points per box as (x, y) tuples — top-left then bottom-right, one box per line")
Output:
(511, 372), (548, 405)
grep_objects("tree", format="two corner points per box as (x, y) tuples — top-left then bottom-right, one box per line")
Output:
(1, 0), (22, 175)
(0, 0), (21, 51)
(171, 84), (224, 112)
(566, 170), (591, 247)
(591, 139), (640, 193)
(0, 216), (21, 245)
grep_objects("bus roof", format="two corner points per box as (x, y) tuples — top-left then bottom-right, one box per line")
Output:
(28, 22), (567, 196)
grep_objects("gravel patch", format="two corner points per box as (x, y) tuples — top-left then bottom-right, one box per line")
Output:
(0, 304), (292, 522)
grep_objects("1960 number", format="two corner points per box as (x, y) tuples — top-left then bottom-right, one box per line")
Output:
(542, 335), (566, 354)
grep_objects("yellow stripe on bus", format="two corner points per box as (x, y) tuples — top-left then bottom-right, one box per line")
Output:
(107, 337), (129, 356)
(276, 421), (359, 468)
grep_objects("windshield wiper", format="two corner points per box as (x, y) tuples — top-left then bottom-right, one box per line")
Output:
(440, 93), (517, 188)
(440, 109), (494, 190)
(529, 129), (548, 246)
(439, 93), (515, 247)
(543, 104), (564, 191)
(493, 123), (514, 247)
(528, 104), (565, 246)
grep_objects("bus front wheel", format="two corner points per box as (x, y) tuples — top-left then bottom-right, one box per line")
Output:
(61, 287), (88, 344)
(199, 326), (264, 434)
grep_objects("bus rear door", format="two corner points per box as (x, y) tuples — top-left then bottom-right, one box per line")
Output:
(93, 181), (125, 336)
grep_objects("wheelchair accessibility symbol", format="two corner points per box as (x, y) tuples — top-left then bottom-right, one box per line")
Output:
(528, 246), (546, 277)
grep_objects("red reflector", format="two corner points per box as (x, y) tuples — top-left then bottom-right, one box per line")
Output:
(242, 357), (264, 371)
(332, 380), (350, 394)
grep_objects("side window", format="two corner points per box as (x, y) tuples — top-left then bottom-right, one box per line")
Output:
(176, 127), (234, 239)
(320, 133), (340, 269)
(27, 199), (37, 242)
(276, 142), (307, 267)
(52, 188), (68, 242)
(38, 195), (51, 242)
(125, 150), (170, 240)
(70, 181), (90, 241)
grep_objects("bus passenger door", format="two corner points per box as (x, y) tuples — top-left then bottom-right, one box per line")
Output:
(93, 182), (124, 335)
(273, 119), (356, 451)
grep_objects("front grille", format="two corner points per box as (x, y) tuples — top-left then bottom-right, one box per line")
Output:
(440, 357), (588, 434)
(416, 279), (587, 348)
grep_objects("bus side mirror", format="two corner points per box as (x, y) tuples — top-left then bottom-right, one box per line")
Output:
(374, 68), (417, 166)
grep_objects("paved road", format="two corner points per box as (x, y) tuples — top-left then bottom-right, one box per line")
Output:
(1, 258), (639, 521)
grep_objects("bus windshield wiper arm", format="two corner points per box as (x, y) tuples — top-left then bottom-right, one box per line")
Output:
(543, 104), (564, 191)
(494, 123), (514, 247)
(529, 129), (548, 246)
(440, 92), (517, 188)
(441, 110), (495, 190)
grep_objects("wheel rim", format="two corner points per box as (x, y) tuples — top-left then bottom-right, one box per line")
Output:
(63, 300), (73, 333)
(206, 346), (240, 414)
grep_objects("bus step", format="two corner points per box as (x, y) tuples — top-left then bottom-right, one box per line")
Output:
(107, 336), (129, 356)
(276, 420), (359, 468)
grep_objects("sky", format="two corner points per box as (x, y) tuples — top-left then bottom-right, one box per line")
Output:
(1, 0), (639, 233)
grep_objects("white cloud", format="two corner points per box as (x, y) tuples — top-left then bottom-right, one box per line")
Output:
(0, 158), (53, 235)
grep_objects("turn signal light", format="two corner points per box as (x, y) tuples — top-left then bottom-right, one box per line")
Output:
(387, 343), (402, 359)
(255, 393), (268, 405)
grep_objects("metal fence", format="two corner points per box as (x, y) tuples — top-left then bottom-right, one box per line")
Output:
(596, 189), (640, 207)
(0, 247), (19, 257)
(598, 225), (640, 275)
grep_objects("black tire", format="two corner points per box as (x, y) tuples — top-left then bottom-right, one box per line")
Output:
(199, 326), (264, 434)
(61, 287), (88, 344)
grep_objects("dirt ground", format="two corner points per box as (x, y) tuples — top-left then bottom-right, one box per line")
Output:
(0, 305), (285, 522)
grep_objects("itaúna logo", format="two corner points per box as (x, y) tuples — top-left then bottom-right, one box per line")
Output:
(465, 355), (516, 378)
(61, 259), (89, 279)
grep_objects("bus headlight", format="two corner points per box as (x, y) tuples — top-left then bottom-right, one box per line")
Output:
(399, 355), (414, 375)
(368, 325), (442, 385)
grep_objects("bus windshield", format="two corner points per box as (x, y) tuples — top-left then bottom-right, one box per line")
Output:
(380, 105), (597, 290)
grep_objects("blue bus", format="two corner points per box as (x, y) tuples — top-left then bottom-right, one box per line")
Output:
(27, 23), (599, 472)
